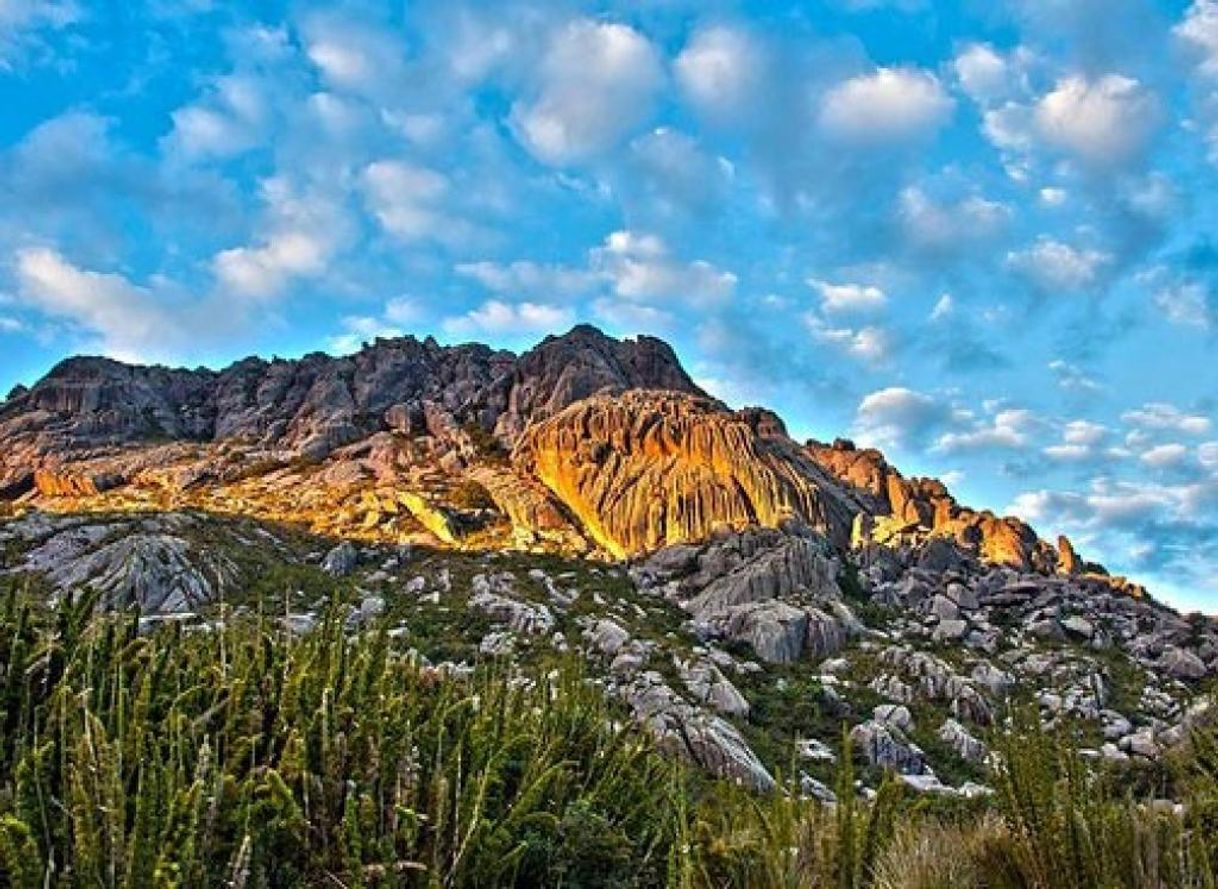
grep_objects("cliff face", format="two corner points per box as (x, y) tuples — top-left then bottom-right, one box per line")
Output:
(514, 391), (862, 558)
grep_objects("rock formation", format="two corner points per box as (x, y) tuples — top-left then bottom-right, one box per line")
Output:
(515, 391), (860, 558)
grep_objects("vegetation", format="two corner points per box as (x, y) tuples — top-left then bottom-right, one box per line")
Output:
(1, 584), (1217, 888)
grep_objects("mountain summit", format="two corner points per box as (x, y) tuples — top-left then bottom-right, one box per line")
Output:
(0, 325), (1212, 796)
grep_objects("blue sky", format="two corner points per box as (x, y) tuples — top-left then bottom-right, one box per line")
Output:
(2, 0), (1218, 611)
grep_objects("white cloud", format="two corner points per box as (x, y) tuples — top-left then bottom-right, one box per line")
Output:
(1034, 75), (1159, 166)
(1176, 0), (1218, 77)
(853, 386), (950, 449)
(1122, 402), (1212, 435)
(360, 159), (484, 248)
(591, 231), (736, 304)
(326, 296), (421, 354)
(674, 26), (763, 121)
(898, 186), (1011, 250)
(805, 316), (892, 364)
(1039, 187), (1067, 206)
(1064, 419), (1108, 446)
(301, 15), (407, 97)
(1154, 279), (1214, 329)
(443, 299), (574, 337)
(1006, 237), (1111, 291)
(1141, 442), (1191, 468)
(512, 20), (663, 164)
(0, 0), (77, 69)
(359, 160), (452, 243)
(983, 102), (1037, 152)
(628, 128), (731, 215)
(936, 407), (1039, 452)
(1048, 359), (1102, 392)
(163, 74), (267, 160)
(455, 260), (597, 297)
(1043, 420), (1108, 461)
(819, 67), (954, 144)
(591, 297), (675, 335)
(13, 247), (179, 362)
(214, 232), (331, 299)
(214, 177), (348, 298)
(808, 279), (887, 314)
(930, 293), (953, 321)
(953, 43), (1031, 103)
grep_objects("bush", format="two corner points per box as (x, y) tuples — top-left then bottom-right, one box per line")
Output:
(449, 479), (496, 512)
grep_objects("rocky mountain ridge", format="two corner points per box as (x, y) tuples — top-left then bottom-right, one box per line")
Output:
(1, 324), (1213, 798)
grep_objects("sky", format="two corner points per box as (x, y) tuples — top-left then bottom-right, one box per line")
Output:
(1, 0), (1218, 611)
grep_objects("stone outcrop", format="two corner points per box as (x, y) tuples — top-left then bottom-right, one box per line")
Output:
(515, 391), (860, 558)
(634, 525), (854, 664)
(8, 512), (238, 613)
(0, 325), (702, 487)
(808, 439), (1094, 578)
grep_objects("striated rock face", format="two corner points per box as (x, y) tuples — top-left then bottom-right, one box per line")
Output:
(515, 391), (861, 558)
(807, 439), (1058, 573)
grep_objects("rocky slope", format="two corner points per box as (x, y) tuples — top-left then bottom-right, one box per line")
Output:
(1, 324), (1214, 798)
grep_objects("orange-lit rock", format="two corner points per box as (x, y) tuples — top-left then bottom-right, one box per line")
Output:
(514, 391), (859, 558)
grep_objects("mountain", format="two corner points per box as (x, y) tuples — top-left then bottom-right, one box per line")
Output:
(0, 324), (1213, 797)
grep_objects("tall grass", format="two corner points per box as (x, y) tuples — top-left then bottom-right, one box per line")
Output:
(1, 580), (1217, 888)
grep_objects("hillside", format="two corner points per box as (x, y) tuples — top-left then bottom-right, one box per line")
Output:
(1, 325), (1213, 806)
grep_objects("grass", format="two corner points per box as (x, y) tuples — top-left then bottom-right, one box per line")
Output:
(1, 556), (1217, 887)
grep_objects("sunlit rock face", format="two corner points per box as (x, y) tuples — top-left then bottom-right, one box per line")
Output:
(514, 390), (861, 558)
(805, 438), (1068, 574)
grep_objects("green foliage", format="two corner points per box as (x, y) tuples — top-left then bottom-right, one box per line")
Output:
(2, 585), (1218, 889)
(983, 704), (1215, 889)
(0, 594), (682, 887)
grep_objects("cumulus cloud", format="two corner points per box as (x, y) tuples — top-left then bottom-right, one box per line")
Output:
(213, 177), (348, 299)
(1122, 402), (1212, 435)
(898, 186), (1011, 252)
(454, 260), (597, 297)
(805, 315), (892, 364)
(0, 0), (77, 69)
(13, 247), (182, 362)
(1043, 420), (1109, 460)
(808, 279), (887, 314)
(674, 25), (764, 122)
(1048, 359), (1102, 392)
(936, 407), (1041, 453)
(1034, 75), (1160, 167)
(1141, 442), (1191, 468)
(163, 74), (268, 160)
(512, 20), (663, 164)
(1176, 0), (1218, 77)
(1006, 237), (1112, 292)
(301, 14), (408, 97)
(853, 386), (951, 449)
(443, 299), (574, 337)
(591, 231), (737, 304)
(627, 128), (731, 217)
(359, 160), (465, 245)
(819, 68), (954, 145)
(1153, 279), (1214, 329)
(953, 43), (1031, 103)
(327, 297), (421, 354)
